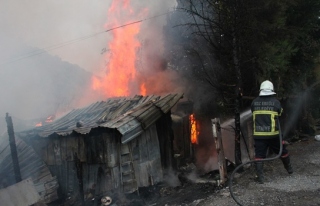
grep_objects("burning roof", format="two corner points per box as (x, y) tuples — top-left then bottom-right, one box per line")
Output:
(21, 93), (183, 143)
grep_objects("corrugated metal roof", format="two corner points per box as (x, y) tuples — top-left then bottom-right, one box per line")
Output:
(21, 93), (183, 143)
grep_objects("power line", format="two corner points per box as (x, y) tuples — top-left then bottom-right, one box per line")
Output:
(1, 10), (174, 66)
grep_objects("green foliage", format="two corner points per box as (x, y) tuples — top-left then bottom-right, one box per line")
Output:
(165, 0), (320, 116)
(254, 0), (320, 96)
(286, 0), (320, 89)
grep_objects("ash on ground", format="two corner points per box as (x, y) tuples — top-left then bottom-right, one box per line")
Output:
(105, 165), (224, 206)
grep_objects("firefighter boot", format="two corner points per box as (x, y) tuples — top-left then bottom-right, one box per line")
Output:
(255, 162), (264, 184)
(281, 156), (293, 174)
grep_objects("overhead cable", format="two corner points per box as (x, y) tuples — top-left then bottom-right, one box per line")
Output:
(1, 10), (174, 65)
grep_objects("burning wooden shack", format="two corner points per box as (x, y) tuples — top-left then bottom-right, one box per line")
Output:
(18, 93), (184, 203)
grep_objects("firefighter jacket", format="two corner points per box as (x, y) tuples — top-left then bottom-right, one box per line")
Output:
(251, 95), (283, 139)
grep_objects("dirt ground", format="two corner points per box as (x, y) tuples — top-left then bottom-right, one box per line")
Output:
(121, 136), (320, 206)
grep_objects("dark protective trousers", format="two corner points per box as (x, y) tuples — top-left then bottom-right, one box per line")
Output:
(254, 137), (288, 159)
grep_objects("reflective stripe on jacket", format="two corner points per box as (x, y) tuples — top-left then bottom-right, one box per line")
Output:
(251, 95), (283, 139)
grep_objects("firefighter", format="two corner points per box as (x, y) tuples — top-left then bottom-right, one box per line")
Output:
(251, 80), (293, 184)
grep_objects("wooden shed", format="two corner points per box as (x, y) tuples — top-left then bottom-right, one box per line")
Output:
(18, 93), (183, 202)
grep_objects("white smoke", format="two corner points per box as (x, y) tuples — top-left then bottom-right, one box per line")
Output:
(0, 0), (177, 73)
(0, 0), (111, 71)
(0, 0), (178, 134)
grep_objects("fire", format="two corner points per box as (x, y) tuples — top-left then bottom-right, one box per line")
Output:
(140, 83), (147, 96)
(35, 115), (55, 127)
(190, 114), (199, 144)
(45, 115), (55, 122)
(91, 0), (148, 97)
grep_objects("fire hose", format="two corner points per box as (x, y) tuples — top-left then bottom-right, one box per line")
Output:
(228, 121), (283, 206)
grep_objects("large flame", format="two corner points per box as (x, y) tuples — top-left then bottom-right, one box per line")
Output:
(91, 0), (148, 97)
(190, 114), (199, 144)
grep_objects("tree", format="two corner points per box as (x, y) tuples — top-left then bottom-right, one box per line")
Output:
(164, 0), (320, 163)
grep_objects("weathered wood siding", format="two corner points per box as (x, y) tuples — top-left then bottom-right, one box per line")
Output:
(30, 129), (120, 197)
(171, 114), (193, 166)
(156, 112), (175, 170)
(25, 114), (175, 199)
(130, 124), (163, 187)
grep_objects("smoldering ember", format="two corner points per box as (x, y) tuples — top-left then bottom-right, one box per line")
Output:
(1, 0), (320, 206)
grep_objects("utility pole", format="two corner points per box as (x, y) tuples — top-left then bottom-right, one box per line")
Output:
(6, 113), (22, 183)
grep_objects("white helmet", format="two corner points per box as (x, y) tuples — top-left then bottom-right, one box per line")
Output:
(259, 80), (276, 96)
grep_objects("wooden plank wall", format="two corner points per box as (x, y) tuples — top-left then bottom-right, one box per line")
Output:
(32, 129), (121, 198)
(44, 135), (86, 166)
(132, 124), (163, 187)
(156, 113), (175, 170)
(171, 114), (193, 167)
(27, 122), (172, 198)
(145, 124), (163, 184)
(182, 115), (193, 160)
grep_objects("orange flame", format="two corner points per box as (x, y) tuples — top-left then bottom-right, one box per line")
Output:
(190, 114), (199, 144)
(45, 115), (55, 122)
(140, 83), (147, 96)
(35, 115), (56, 127)
(91, 0), (148, 97)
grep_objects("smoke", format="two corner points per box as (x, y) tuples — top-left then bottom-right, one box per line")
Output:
(0, 0), (179, 134)
(192, 109), (253, 173)
(89, 0), (181, 98)
(0, 0), (111, 71)
(0, 1), (114, 135)
(139, 0), (187, 95)
(163, 169), (181, 187)
(0, 0), (178, 75)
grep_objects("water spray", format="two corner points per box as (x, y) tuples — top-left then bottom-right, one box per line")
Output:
(282, 91), (308, 138)
(283, 80), (320, 137)
(228, 121), (283, 206)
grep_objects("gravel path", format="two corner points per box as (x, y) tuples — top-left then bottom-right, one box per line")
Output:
(130, 137), (320, 206)
(197, 138), (320, 206)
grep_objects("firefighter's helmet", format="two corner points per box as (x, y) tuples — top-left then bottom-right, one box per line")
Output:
(259, 80), (276, 96)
